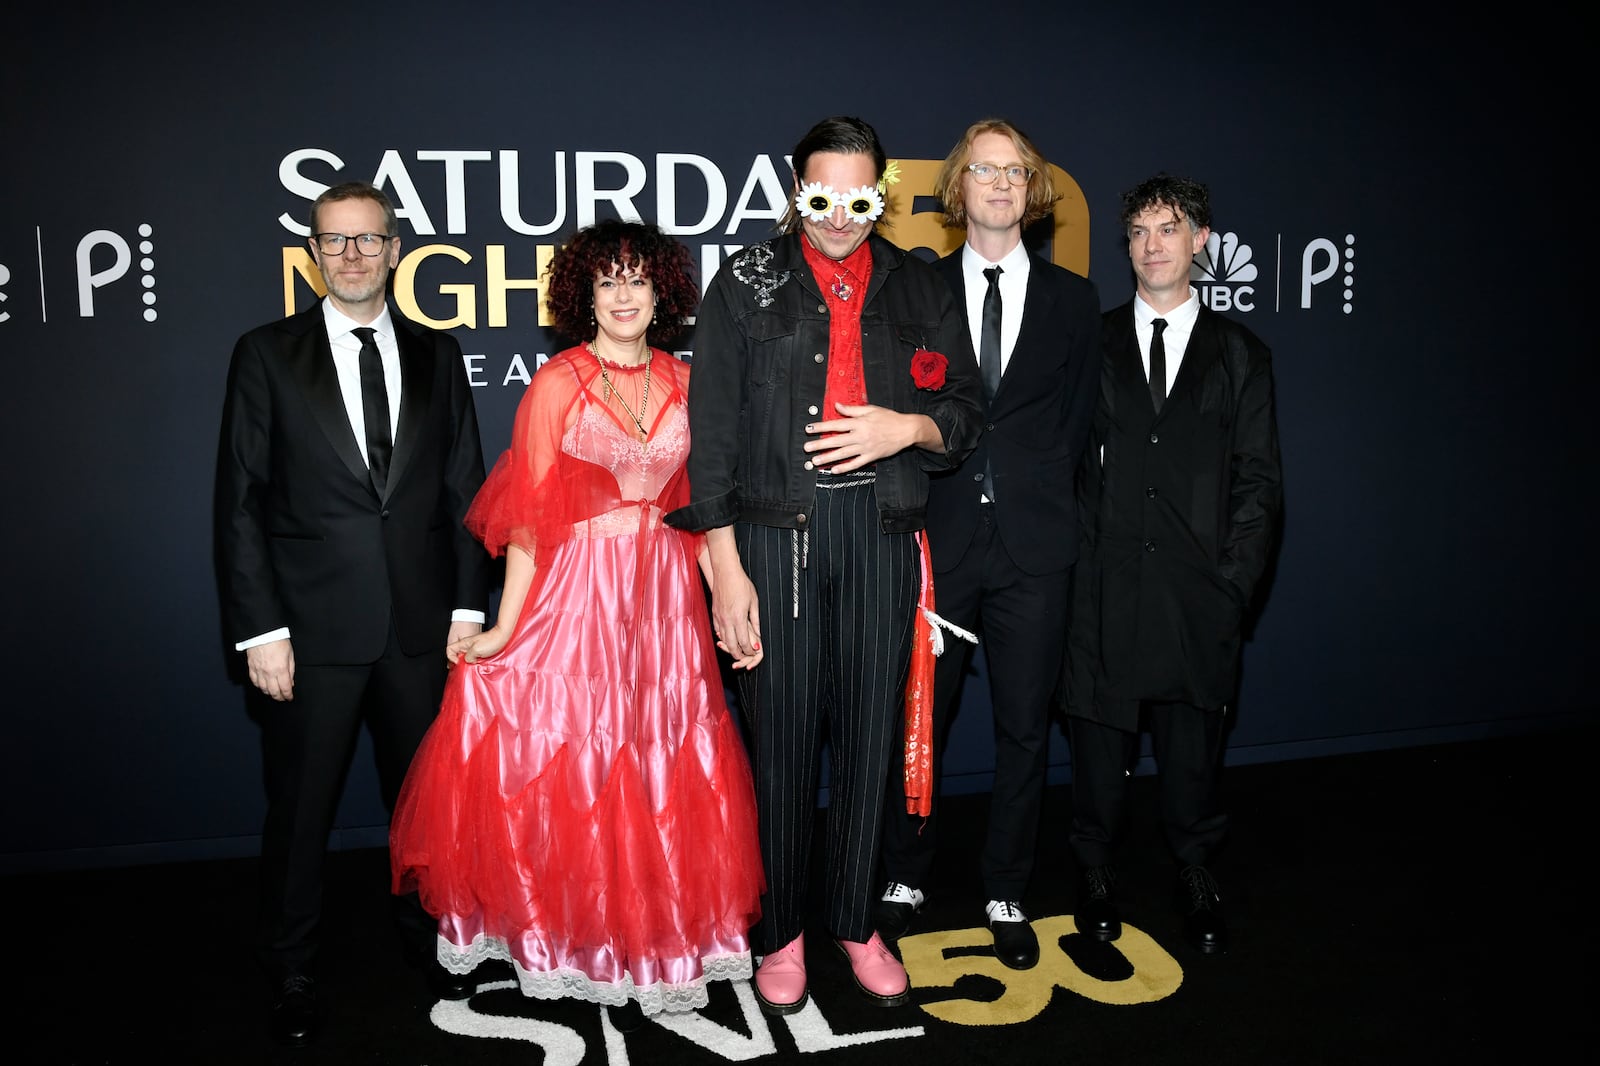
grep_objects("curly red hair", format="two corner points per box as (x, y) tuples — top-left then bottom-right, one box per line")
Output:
(544, 219), (699, 346)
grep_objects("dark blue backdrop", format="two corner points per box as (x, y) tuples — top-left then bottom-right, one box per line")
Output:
(1, 1), (1587, 873)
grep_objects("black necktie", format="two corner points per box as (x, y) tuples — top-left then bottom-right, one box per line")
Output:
(980, 266), (1003, 403)
(1149, 317), (1168, 414)
(353, 326), (392, 494)
(979, 266), (1003, 503)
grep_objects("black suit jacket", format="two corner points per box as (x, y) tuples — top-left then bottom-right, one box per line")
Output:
(215, 301), (489, 665)
(925, 250), (1101, 576)
(1066, 302), (1282, 726)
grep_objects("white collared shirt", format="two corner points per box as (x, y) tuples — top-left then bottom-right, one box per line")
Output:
(1133, 287), (1201, 397)
(322, 300), (401, 466)
(961, 241), (1031, 376)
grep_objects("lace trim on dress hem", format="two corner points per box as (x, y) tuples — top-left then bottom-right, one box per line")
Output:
(439, 934), (753, 1015)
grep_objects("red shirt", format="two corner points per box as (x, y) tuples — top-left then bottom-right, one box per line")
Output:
(801, 234), (872, 433)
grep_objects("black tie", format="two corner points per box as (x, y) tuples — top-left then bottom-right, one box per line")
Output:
(980, 266), (1003, 403)
(353, 326), (392, 495)
(1149, 317), (1168, 414)
(979, 265), (1003, 503)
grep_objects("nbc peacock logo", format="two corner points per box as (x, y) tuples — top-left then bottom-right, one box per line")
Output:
(1193, 231), (1258, 313)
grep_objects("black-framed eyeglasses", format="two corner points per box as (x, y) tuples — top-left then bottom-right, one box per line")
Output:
(966, 163), (1033, 185)
(312, 232), (394, 256)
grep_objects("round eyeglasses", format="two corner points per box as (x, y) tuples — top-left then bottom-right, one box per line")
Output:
(966, 163), (1033, 185)
(313, 232), (395, 256)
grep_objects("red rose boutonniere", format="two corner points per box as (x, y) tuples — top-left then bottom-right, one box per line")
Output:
(910, 349), (948, 390)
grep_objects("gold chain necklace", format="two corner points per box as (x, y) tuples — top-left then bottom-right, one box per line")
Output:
(588, 341), (653, 440)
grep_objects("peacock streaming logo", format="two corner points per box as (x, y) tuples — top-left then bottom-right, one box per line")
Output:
(0, 224), (161, 325)
(78, 225), (162, 322)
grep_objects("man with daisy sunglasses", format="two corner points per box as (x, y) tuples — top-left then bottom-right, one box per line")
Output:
(669, 114), (982, 1016)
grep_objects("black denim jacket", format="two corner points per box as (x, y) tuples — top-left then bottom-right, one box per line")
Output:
(667, 232), (983, 535)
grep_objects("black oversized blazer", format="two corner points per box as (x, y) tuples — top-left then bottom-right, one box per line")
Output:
(1065, 301), (1283, 727)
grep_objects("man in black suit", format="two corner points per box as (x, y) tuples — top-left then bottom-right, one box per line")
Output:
(876, 120), (1100, 970)
(215, 181), (490, 1045)
(1064, 173), (1282, 956)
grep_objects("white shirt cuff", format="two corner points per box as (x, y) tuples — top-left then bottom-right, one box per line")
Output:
(236, 628), (290, 652)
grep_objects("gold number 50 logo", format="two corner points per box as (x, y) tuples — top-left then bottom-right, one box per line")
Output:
(899, 915), (1183, 1026)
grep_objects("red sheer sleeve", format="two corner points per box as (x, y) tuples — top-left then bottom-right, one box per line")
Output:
(468, 349), (607, 560)
(466, 347), (701, 563)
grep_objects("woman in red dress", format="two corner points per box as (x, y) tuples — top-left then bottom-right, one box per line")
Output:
(391, 219), (763, 1031)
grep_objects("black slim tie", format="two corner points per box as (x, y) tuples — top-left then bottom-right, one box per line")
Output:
(1149, 317), (1168, 414)
(353, 326), (392, 495)
(979, 266), (1003, 503)
(980, 266), (1003, 403)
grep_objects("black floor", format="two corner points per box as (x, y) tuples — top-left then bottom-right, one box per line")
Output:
(9, 722), (1589, 1066)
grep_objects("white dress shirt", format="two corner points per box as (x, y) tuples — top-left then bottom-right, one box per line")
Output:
(1133, 287), (1201, 397)
(961, 240), (1032, 377)
(962, 242), (1031, 504)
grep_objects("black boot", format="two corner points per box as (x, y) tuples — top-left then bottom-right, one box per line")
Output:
(269, 974), (321, 1047)
(609, 1000), (646, 1033)
(1176, 865), (1228, 955)
(1075, 865), (1122, 942)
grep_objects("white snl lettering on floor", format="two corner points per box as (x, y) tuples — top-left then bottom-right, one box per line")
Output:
(429, 977), (923, 1063)
(422, 915), (1183, 1062)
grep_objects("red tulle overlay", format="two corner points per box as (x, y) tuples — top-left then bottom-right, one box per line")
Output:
(390, 348), (761, 1013)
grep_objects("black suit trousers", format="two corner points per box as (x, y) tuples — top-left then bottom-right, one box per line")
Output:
(882, 505), (1071, 902)
(255, 619), (447, 978)
(1066, 702), (1229, 870)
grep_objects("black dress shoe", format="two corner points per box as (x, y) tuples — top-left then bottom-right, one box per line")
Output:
(269, 974), (320, 1047)
(1176, 865), (1229, 955)
(875, 881), (924, 940)
(403, 938), (475, 1000)
(1075, 865), (1123, 942)
(425, 960), (474, 1000)
(986, 900), (1040, 970)
(609, 1000), (646, 1033)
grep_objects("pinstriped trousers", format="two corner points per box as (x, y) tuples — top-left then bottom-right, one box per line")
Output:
(734, 475), (917, 952)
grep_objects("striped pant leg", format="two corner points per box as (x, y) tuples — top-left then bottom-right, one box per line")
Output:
(813, 481), (917, 943)
(735, 520), (825, 955)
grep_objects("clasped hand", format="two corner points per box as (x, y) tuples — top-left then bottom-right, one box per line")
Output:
(710, 567), (764, 672)
(446, 620), (496, 664)
(803, 403), (913, 473)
